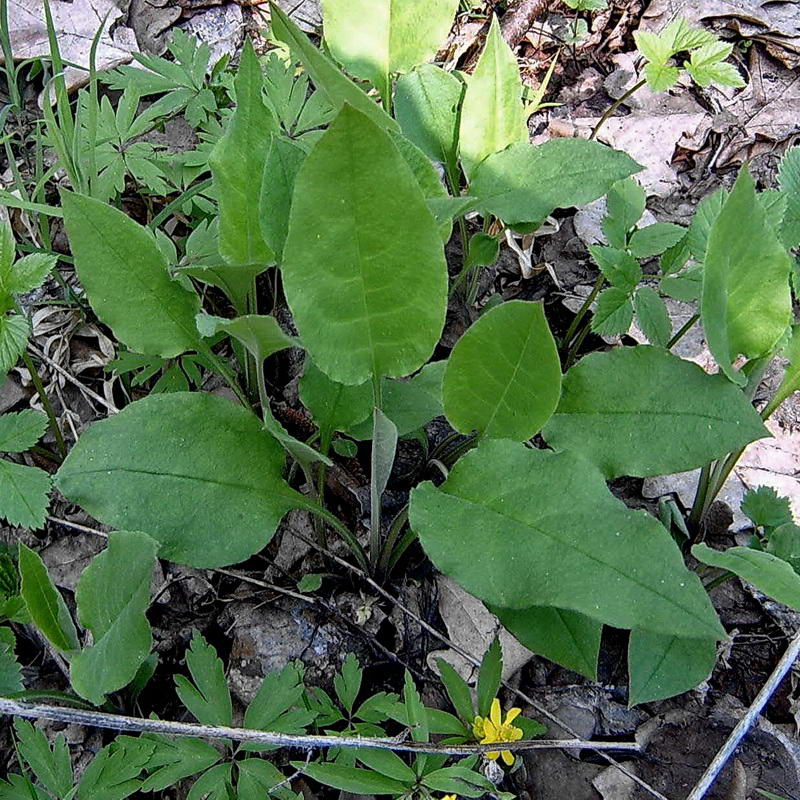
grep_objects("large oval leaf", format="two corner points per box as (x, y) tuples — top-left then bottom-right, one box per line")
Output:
(459, 15), (528, 178)
(281, 105), (447, 384)
(701, 168), (792, 385)
(322, 0), (458, 104)
(61, 191), (200, 358)
(543, 346), (768, 479)
(56, 393), (302, 567)
(471, 139), (641, 226)
(409, 439), (724, 640)
(443, 300), (561, 440)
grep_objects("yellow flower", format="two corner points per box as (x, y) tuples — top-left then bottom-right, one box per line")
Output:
(472, 698), (523, 766)
(440, 796), (457, 800)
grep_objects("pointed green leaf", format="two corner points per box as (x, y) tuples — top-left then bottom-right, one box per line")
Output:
(422, 766), (494, 797)
(300, 763), (408, 794)
(77, 738), (153, 800)
(354, 748), (415, 783)
(186, 762), (232, 800)
(245, 662), (306, 731)
(643, 62), (679, 92)
(0, 634), (23, 695)
(687, 187), (726, 261)
(634, 286), (671, 347)
(13, 719), (73, 797)
(701, 169), (792, 385)
(210, 40), (276, 304)
(175, 631), (233, 726)
(139, 736), (222, 792)
(778, 147), (800, 249)
(476, 637), (502, 717)
(269, 2), (398, 132)
(0, 411), (48, 453)
(693, 544), (800, 610)
(628, 222), (686, 258)
(237, 759), (287, 799)
(61, 191), (200, 359)
(492, 605), (602, 680)
(18, 543), (79, 652)
(603, 178), (645, 248)
(443, 300), (561, 440)
(395, 64), (463, 166)
(628, 629), (717, 705)
(591, 287), (633, 336)
(410, 439), (725, 639)
(7, 253), (56, 295)
(0, 314), (30, 375)
(436, 657), (474, 724)
(56, 392), (303, 567)
(196, 313), (297, 363)
(589, 245), (641, 292)
(544, 346), (767, 479)
(70, 532), (157, 705)
(459, 15), (528, 177)
(471, 139), (641, 225)
(281, 105), (447, 384)
(321, 0), (458, 103)
(0, 461), (51, 529)
(334, 653), (362, 715)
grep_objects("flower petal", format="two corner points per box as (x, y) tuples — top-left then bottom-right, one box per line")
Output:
(487, 750), (500, 761)
(490, 698), (502, 726)
(505, 707), (522, 724)
(501, 750), (515, 766)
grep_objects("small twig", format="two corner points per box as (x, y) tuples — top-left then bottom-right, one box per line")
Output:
(590, 78), (647, 141)
(686, 627), (800, 800)
(0, 698), (637, 755)
(500, 0), (549, 48)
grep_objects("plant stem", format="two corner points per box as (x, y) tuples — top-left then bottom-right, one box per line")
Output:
(590, 78), (646, 141)
(688, 462), (712, 529)
(562, 273), (604, 354)
(22, 350), (67, 458)
(301, 500), (368, 572)
(369, 376), (384, 573)
(564, 321), (592, 371)
(197, 343), (250, 408)
(667, 313), (699, 350)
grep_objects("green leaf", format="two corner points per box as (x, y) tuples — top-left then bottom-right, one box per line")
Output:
(77, 738), (154, 800)
(701, 168), (793, 385)
(0, 314), (30, 375)
(244, 662), (308, 741)
(0, 774), (48, 799)
(56, 392), (302, 567)
(741, 486), (794, 530)
(0, 631), (23, 695)
(299, 360), (372, 440)
(0, 460), (50, 530)
(634, 287), (671, 348)
(628, 222), (686, 258)
(354, 748), (415, 784)
(13, 719), (73, 797)
(422, 766), (494, 797)
(0, 411), (48, 453)
(664, 19), (717, 52)
(18, 543), (78, 652)
(660, 266), (702, 302)
(187, 762), (232, 800)
(778, 147), (800, 249)
(70, 532), (158, 705)
(269, 2), (398, 133)
(492, 605), (601, 680)
(767, 325), (800, 416)
(442, 300), (561, 441)
(687, 188), (726, 261)
(471, 139), (641, 225)
(768, 524), (800, 574)
(409, 439), (725, 639)
(476, 637), (502, 717)
(300, 763), (408, 794)
(210, 40), (277, 304)
(643, 62), (680, 92)
(403, 669), (429, 743)
(589, 245), (641, 292)
(466, 233), (500, 269)
(543, 346), (767, 479)
(633, 30), (672, 66)
(591, 287), (633, 336)
(693, 544), (800, 610)
(140, 736), (222, 792)
(61, 191), (200, 359)
(395, 64), (463, 166)
(334, 653), (362, 715)
(603, 178), (645, 248)
(7, 253), (56, 295)
(628, 630), (717, 705)
(459, 15), (528, 178)
(281, 105), (447, 384)
(371, 409), (398, 516)
(237, 759), (288, 800)
(196, 313), (297, 363)
(259, 135), (306, 262)
(321, 0), (458, 104)
(297, 572), (324, 592)
(685, 42), (744, 88)
(436, 657), (474, 723)
(175, 631), (233, 726)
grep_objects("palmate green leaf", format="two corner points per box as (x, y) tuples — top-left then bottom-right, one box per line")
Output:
(18, 544), (79, 653)
(260, 136), (306, 262)
(334, 653), (362, 715)
(693, 544), (800, 610)
(175, 632), (233, 726)
(269, 2), (398, 133)
(56, 392), (303, 567)
(0, 411), (47, 453)
(543, 346), (767, 479)
(187, 763), (232, 800)
(442, 301), (561, 441)
(13, 719), (73, 797)
(0, 774), (48, 799)
(492, 605), (602, 680)
(210, 40), (277, 309)
(281, 105), (447, 385)
(322, 0), (458, 104)
(633, 286), (671, 348)
(70, 532), (158, 706)
(244, 662), (307, 738)
(459, 15), (528, 178)
(395, 64), (463, 166)
(628, 630), (717, 705)
(61, 192), (200, 359)
(778, 147), (800, 248)
(410, 439), (724, 639)
(140, 736), (221, 792)
(196, 313), (297, 363)
(77, 738), (154, 800)
(0, 314), (30, 375)
(701, 168), (793, 385)
(300, 762), (408, 794)
(237, 759), (293, 800)
(471, 139), (641, 225)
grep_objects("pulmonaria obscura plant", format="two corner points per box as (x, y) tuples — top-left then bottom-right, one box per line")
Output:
(1, 0), (800, 796)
